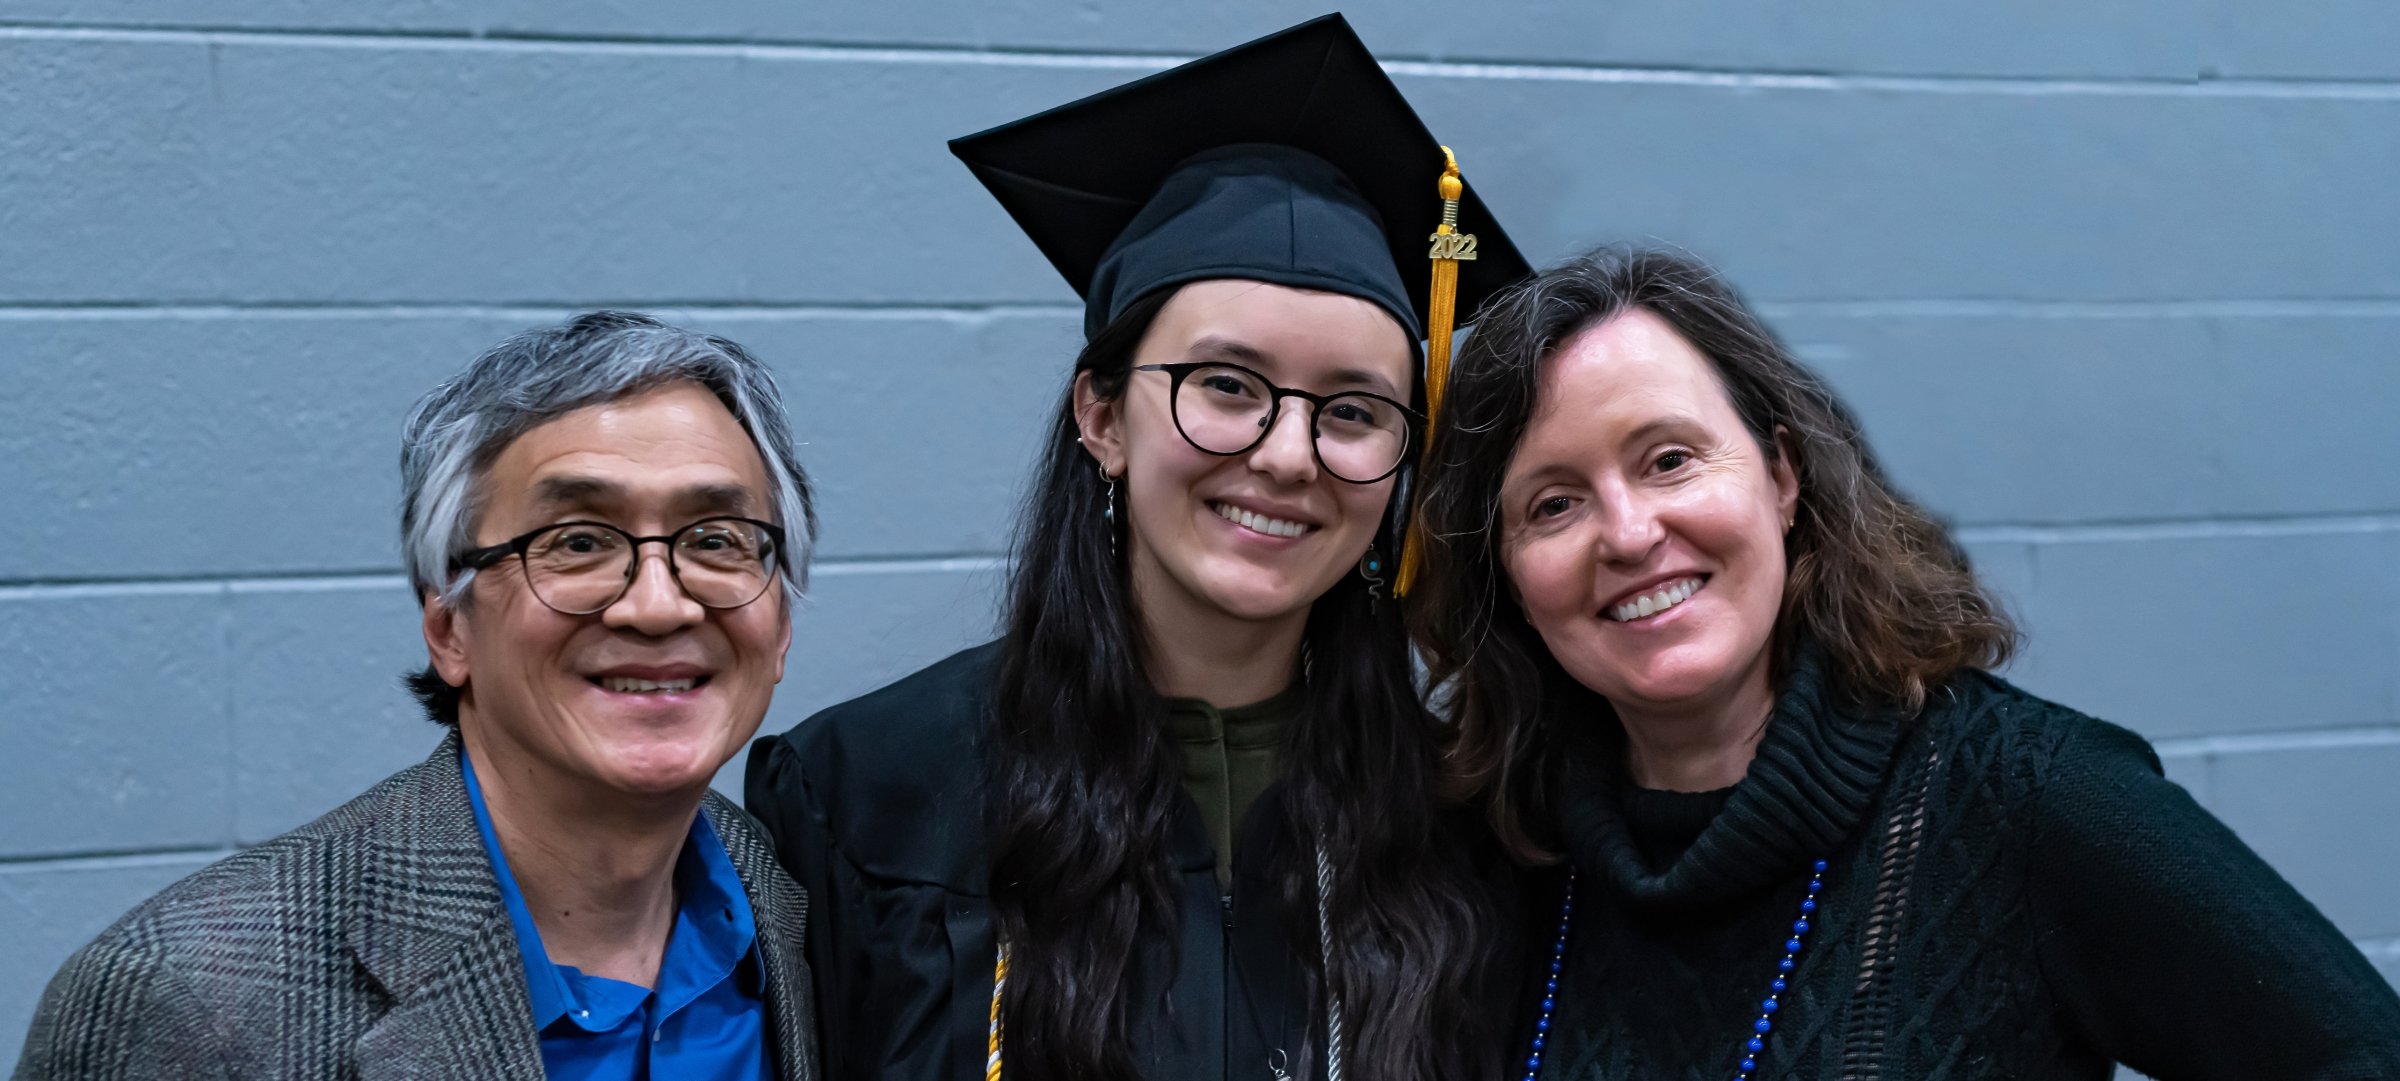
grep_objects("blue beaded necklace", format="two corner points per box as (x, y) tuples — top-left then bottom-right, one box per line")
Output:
(1520, 858), (1830, 1081)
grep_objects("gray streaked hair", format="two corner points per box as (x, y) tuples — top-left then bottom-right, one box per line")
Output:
(400, 309), (817, 608)
(400, 311), (817, 726)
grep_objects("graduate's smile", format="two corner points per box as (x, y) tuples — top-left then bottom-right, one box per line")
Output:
(1084, 280), (1411, 625)
(1207, 498), (1321, 541)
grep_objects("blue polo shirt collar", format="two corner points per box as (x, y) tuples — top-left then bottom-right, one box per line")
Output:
(460, 750), (762, 1038)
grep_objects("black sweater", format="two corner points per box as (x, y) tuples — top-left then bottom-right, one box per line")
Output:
(1521, 654), (2400, 1080)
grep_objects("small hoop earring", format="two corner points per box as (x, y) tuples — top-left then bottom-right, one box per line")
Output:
(1357, 543), (1386, 602)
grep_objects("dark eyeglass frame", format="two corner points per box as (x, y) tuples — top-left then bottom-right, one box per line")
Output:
(452, 516), (788, 615)
(1132, 361), (1423, 484)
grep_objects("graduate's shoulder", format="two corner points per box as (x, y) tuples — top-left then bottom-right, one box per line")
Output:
(747, 640), (999, 885)
(784, 639), (1000, 766)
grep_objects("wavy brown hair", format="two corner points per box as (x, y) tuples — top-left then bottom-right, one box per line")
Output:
(1409, 247), (2017, 859)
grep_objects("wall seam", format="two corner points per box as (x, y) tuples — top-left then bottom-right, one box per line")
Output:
(6, 23), (2400, 99)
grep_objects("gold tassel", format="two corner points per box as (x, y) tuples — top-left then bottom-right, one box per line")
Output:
(1396, 147), (1476, 597)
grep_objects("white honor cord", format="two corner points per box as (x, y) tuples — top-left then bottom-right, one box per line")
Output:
(1315, 843), (1346, 1081)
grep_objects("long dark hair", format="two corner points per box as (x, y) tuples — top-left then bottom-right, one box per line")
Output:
(1409, 247), (2018, 861)
(989, 289), (1493, 1080)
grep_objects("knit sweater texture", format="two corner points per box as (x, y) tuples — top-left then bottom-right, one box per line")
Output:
(1527, 653), (2400, 1080)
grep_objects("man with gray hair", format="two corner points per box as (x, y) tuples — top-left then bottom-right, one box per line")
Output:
(16, 312), (821, 1081)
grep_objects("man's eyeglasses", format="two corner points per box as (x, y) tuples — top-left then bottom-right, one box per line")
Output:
(1132, 361), (1420, 484)
(453, 517), (786, 616)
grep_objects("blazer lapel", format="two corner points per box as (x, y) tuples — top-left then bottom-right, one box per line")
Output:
(354, 908), (546, 1081)
(708, 796), (819, 1081)
(350, 732), (546, 1081)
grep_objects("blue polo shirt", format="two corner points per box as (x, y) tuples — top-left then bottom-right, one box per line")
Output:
(463, 752), (774, 1081)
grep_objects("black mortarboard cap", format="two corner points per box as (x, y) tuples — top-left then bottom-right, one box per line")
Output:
(948, 13), (1530, 345)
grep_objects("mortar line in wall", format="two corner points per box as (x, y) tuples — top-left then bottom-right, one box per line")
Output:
(0, 553), (1007, 596)
(5, 512), (2392, 598)
(8, 299), (2400, 321)
(0, 845), (242, 871)
(0, 572), (406, 599)
(4, 23), (2399, 99)
(812, 555), (1006, 577)
(1379, 59), (2400, 99)
(0, 21), (1154, 70)
(1752, 298), (2400, 319)
(216, 578), (238, 868)
(0, 301), (1085, 321)
(1955, 512), (2400, 545)
(2151, 726), (2400, 759)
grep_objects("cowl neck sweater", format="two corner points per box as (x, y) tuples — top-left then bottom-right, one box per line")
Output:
(1555, 649), (1902, 909)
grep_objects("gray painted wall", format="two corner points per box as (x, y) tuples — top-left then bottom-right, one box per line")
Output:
(3, 3), (2395, 1070)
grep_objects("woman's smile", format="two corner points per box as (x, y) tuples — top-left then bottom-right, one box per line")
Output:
(1497, 308), (1796, 722)
(1602, 574), (1707, 624)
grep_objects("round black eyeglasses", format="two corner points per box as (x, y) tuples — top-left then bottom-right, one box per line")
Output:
(453, 517), (786, 616)
(1132, 361), (1421, 484)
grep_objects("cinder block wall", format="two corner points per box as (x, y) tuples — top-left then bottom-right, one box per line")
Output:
(3, 3), (2394, 1067)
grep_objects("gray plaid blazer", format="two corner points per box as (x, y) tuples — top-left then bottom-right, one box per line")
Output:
(13, 732), (818, 1081)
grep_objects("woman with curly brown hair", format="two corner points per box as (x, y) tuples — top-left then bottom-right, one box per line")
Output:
(1408, 246), (2400, 1080)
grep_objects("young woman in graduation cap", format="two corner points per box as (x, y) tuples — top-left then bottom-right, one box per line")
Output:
(746, 16), (1531, 1081)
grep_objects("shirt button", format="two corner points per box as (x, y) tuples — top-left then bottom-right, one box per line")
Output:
(652, 1029), (663, 1043)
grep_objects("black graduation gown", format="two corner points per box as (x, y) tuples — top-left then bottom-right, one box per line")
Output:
(744, 641), (1323, 1081)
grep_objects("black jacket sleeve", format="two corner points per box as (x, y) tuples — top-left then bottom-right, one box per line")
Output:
(747, 734), (864, 1081)
(2027, 717), (2400, 1080)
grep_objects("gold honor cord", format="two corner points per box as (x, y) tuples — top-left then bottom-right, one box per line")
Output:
(984, 941), (1003, 1081)
(985, 846), (1347, 1081)
(987, 942), (1009, 1081)
(1395, 147), (1477, 596)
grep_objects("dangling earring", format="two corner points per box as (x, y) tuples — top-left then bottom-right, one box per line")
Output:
(1099, 465), (1120, 556)
(1357, 543), (1386, 602)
